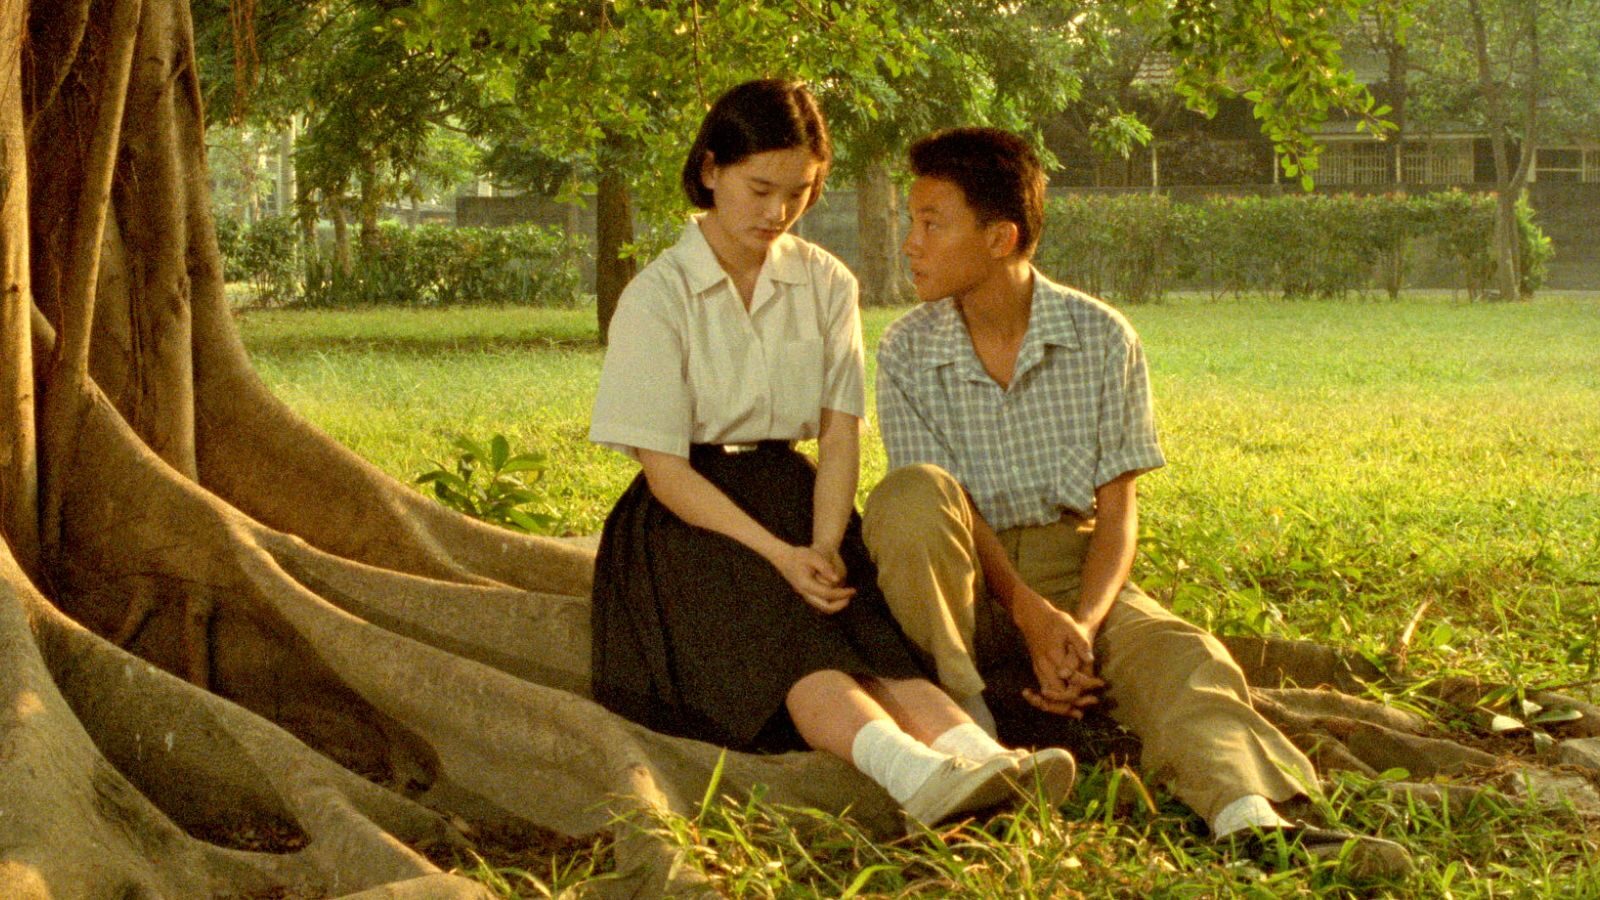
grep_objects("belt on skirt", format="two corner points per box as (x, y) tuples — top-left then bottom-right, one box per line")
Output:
(692, 440), (795, 455)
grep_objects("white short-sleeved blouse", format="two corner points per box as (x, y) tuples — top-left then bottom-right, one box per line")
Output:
(589, 218), (866, 459)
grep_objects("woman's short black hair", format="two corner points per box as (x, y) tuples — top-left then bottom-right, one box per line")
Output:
(908, 128), (1046, 259)
(681, 79), (832, 210)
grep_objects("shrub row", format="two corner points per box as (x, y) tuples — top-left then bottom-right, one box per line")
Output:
(219, 219), (591, 308)
(1034, 190), (1552, 303)
(216, 216), (302, 306)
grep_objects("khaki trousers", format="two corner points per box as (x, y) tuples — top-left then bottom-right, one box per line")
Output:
(862, 464), (1315, 822)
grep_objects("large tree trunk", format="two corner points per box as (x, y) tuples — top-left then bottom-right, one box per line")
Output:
(3, 1), (1592, 897)
(595, 131), (636, 342)
(1, 2), (893, 896)
(0, 0), (38, 577)
(855, 160), (912, 307)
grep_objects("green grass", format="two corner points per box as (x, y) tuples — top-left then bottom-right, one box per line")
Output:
(238, 292), (1600, 897)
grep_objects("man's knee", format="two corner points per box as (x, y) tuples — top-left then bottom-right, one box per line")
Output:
(863, 464), (967, 552)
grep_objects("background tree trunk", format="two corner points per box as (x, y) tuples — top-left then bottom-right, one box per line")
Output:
(1469, 0), (1539, 301)
(855, 160), (912, 307)
(331, 197), (352, 276)
(595, 132), (636, 343)
(358, 158), (380, 254)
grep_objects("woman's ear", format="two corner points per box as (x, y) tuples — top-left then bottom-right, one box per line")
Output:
(986, 220), (1020, 259)
(699, 152), (719, 194)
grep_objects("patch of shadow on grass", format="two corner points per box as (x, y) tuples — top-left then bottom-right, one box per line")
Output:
(243, 334), (602, 357)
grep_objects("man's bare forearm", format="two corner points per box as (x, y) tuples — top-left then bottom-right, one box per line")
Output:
(1076, 473), (1140, 635)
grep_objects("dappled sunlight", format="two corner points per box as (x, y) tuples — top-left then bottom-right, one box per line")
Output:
(0, 863), (49, 898)
(11, 689), (45, 722)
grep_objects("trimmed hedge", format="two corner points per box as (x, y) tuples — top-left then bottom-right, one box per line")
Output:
(216, 216), (301, 306)
(219, 220), (591, 308)
(1035, 190), (1552, 303)
(303, 222), (591, 308)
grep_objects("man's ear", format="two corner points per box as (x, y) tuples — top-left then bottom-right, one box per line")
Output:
(986, 220), (1020, 259)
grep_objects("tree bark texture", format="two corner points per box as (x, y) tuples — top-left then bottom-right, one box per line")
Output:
(594, 132), (636, 342)
(855, 160), (912, 307)
(0, 0), (39, 576)
(331, 197), (353, 276)
(1469, 0), (1540, 301)
(358, 158), (380, 254)
(1, 1), (1594, 897)
(1, 2), (891, 895)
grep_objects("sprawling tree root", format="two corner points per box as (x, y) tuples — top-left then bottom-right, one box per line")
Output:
(1224, 636), (1600, 817)
(2, 546), (492, 898)
(19, 373), (900, 897)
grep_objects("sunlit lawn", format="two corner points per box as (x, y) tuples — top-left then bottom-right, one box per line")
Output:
(239, 290), (1600, 896)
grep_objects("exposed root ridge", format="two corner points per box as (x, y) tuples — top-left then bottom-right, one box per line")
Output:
(4, 550), (488, 897)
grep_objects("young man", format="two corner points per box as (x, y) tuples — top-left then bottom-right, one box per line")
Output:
(862, 127), (1411, 877)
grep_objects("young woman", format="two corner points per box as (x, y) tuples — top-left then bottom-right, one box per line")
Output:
(588, 80), (1074, 826)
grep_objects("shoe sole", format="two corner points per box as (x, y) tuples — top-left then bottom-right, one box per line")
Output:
(1012, 747), (1077, 808)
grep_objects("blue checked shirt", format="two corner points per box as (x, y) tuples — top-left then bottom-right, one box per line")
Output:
(876, 271), (1166, 531)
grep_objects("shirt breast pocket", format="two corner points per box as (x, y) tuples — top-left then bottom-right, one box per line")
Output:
(1044, 405), (1099, 499)
(770, 337), (825, 430)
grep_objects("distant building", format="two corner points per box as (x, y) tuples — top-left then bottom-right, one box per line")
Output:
(1040, 47), (1599, 289)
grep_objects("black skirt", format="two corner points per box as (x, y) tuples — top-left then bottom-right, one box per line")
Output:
(590, 442), (927, 752)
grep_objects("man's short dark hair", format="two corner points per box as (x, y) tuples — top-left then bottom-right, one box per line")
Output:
(909, 128), (1046, 259)
(681, 79), (832, 210)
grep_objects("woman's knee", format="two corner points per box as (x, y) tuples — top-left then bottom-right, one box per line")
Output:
(787, 668), (853, 704)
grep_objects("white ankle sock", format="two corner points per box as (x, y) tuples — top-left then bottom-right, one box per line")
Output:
(850, 718), (950, 805)
(1211, 794), (1292, 838)
(931, 722), (1010, 762)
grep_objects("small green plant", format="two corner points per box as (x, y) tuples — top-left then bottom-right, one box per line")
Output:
(415, 434), (563, 535)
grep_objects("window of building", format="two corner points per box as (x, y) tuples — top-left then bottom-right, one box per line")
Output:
(1401, 139), (1474, 184)
(1320, 140), (1392, 185)
(1534, 147), (1598, 183)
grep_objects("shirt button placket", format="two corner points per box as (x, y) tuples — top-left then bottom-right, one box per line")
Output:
(1001, 394), (1023, 481)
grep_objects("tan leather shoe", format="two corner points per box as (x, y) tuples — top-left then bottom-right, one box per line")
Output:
(902, 754), (1020, 829)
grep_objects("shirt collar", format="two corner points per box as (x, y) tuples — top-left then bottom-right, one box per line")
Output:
(1022, 268), (1083, 353)
(676, 216), (806, 297)
(916, 268), (1082, 372)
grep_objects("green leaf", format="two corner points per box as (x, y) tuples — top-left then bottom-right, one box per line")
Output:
(839, 864), (898, 900)
(454, 435), (488, 462)
(503, 509), (545, 533)
(426, 470), (473, 494)
(500, 456), (547, 475)
(1530, 708), (1584, 725)
(495, 488), (541, 505)
(490, 434), (510, 471)
(697, 751), (728, 825)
